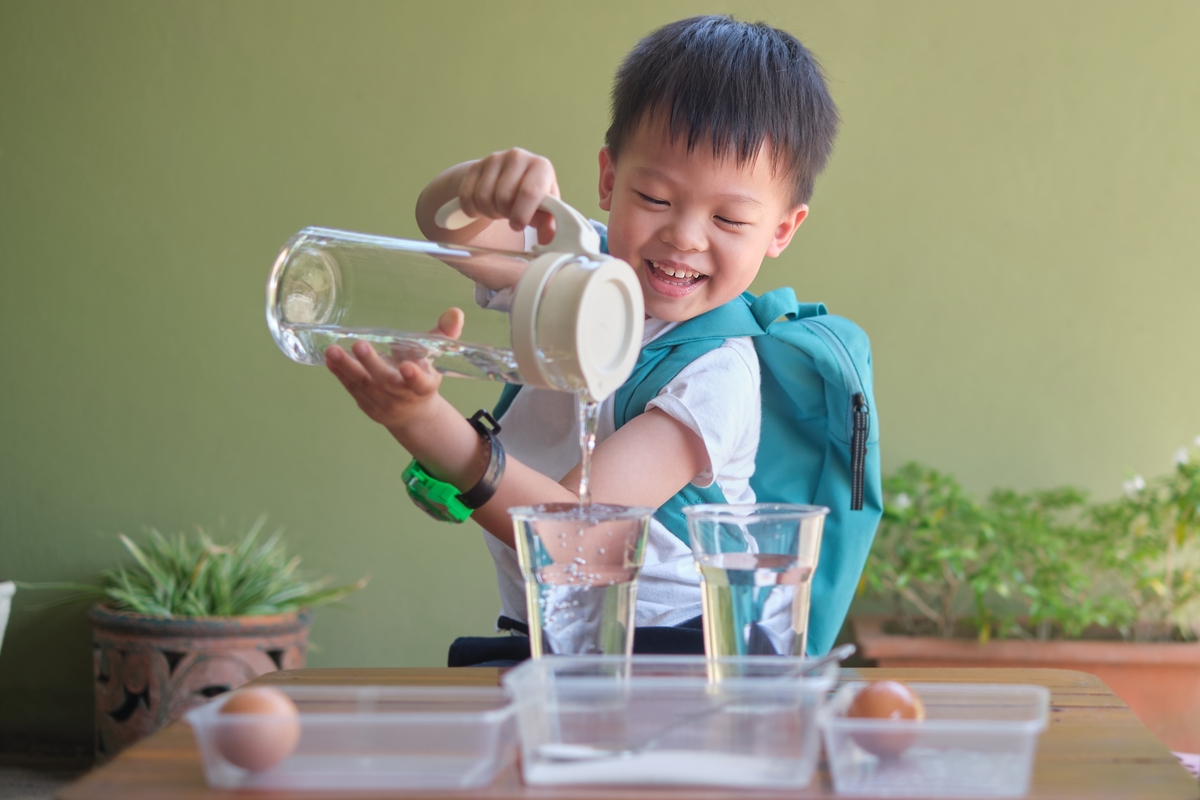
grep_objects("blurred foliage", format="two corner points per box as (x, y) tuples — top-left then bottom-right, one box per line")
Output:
(863, 440), (1200, 642)
(30, 516), (368, 617)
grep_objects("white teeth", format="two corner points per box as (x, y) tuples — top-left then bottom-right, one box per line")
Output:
(650, 261), (702, 280)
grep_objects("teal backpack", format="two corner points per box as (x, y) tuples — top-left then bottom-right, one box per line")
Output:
(607, 288), (881, 655)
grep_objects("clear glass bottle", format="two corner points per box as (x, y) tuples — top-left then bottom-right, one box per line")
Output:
(266, 197), (644, 401)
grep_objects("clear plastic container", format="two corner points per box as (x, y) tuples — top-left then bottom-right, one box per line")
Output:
(821, 682), (1049, 797)
(185, 686), (516, 791)
(502, 655), (838, 788)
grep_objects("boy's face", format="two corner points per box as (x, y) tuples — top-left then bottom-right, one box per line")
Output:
(598, 119), (809, 322)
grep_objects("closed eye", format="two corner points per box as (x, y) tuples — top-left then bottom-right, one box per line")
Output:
(715, 216), (749, 228)
(636, 191), (669, 206)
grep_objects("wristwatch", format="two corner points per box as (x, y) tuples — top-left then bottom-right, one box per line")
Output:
(402, 410), (506, 523)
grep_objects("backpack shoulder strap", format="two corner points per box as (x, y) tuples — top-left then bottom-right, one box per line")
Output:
(612, 293), (765, 429)
(747, 286), (827, 329)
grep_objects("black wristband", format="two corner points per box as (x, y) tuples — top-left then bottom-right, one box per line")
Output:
(458, 410), (506, 509)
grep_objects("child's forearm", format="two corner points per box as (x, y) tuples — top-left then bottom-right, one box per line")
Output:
(388, 394), (577, 548)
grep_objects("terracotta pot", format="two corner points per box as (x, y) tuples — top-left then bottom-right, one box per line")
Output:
(853, 615), (1200, 753)
(89, 604), (310, 759)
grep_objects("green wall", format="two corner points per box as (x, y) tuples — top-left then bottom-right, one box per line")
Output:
(2, 0), (1198, 749)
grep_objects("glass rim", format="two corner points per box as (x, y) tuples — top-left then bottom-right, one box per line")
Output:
(682, 503), (831, 522)
(507, 503), (655, 522)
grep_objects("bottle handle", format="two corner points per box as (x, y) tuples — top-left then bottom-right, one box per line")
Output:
(434, 196), (602, 256)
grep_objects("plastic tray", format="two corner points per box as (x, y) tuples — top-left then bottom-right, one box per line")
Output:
(503, 655), (839, 788)
(185, 685), (516, 790)
(821, 682), (1049, 797)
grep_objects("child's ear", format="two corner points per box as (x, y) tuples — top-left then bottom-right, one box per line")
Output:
(765, 204), (809, 258)
(597, 147), (616, 212)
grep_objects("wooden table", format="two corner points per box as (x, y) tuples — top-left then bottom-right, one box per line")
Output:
(59, 667), (1199, 799)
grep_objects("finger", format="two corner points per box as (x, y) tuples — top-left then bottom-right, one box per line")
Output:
(433, 307), (465, 339)
(493, 154), (528, 226)
(457, 163), (483, 220)
(533, 209), (558, 245)
(507, 171), (545, 232)
(352, 340), (406, 388)
(508, 159), (556, 231)
(327, 351), (384, 414)
(398, 360), (441, 396)
(326, 345), (372, 385)
(469, 155), (505, 219)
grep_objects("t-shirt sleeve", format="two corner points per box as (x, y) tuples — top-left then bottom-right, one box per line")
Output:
(645, 337), (761, 487)
(472, 226), (540, 312)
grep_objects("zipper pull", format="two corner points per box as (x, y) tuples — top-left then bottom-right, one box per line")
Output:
(851, 393), (869, 511)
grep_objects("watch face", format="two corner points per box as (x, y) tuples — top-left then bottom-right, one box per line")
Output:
(414, 495), (451, 520)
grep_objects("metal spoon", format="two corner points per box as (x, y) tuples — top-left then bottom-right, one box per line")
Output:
(536, 644), (856, 763)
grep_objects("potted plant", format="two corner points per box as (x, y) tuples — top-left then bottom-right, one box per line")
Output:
(855, 439), (1200, 753)
(43, 517), (367, 758)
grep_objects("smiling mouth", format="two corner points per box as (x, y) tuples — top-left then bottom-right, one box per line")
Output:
(645, 259), (708, 292)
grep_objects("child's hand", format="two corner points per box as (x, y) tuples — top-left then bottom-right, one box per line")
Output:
(457, 148), (560, 245)
(324, 308), (465, 433)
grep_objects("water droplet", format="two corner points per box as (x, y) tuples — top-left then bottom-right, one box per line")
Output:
(598, 547), (605, 554)
(573, 556), (586, 565)
(607, 531), (613, 537)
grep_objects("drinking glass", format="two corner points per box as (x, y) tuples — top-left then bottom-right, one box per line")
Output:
(510, 504), (653, 657)
(686, 504), (828, 657)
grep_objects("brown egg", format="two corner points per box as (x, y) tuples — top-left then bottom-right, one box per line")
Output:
(846, 680), (926, 759)
(215, 686), (301, 772)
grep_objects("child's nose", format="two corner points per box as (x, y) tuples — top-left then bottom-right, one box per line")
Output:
(659, 213), (706, 253)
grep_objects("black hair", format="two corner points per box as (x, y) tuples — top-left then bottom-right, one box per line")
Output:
(605, 15), (839, 205)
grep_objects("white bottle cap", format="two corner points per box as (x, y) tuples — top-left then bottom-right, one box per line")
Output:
(437, 195), (644, 401)
(510, 252), (643, 401)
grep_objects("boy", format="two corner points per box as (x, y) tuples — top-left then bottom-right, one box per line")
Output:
(325, 15), (839, 646)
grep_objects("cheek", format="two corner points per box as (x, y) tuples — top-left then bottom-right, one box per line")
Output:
(605, 210), (647, 261)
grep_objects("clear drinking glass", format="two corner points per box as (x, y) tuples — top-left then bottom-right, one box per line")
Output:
(686, 504), (829, 658)
(510, 504), (653, 657)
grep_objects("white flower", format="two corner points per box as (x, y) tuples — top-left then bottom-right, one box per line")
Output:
(1175, 448), (1191, 466)
(1123, 475), (1146, 498)
(893, 493), (912, 510)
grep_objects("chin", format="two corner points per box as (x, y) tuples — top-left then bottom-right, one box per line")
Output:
(645, 299), (699, 323)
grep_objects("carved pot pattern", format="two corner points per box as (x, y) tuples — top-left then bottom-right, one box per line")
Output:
(89, 604), (310, 759)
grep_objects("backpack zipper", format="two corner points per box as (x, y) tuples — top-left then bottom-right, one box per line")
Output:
(851, 393), (869, 511)
(802, 320), (871, 512)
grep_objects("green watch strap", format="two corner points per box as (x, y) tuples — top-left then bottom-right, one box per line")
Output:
(402, 459), (473, 523)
